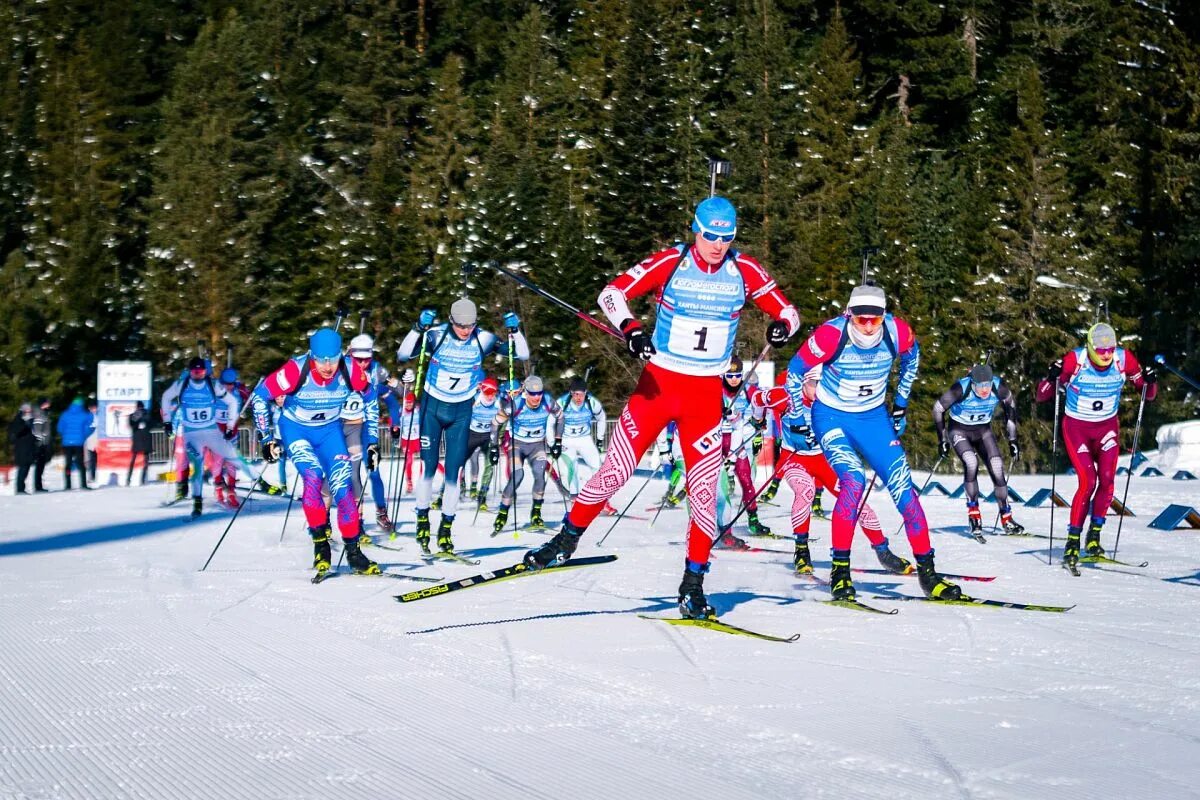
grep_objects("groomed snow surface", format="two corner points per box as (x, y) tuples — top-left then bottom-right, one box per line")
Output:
(2, 463), (1200, 800)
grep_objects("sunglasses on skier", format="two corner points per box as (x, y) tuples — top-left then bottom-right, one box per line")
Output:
(1092, 346), (1116, 356)
(312, 355), (340, 367)
(724, 371), (743, 380)
(526, 390), (544, 397)
(700, 230), (736, 244)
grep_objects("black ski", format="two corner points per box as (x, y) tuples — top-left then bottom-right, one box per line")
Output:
(395, 555), (619, 603)
(820, 598), (899, 615)
(870, 593), (1075, 613)
(314, 567), (443, 584)
(853, 567), (996, 582)
(637, 615), (800, 643)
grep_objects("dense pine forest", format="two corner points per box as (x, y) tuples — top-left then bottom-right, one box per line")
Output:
(1, 0), (1197, 467)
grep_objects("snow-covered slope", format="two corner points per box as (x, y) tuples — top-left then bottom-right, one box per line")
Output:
(2, 469), (1199, 799)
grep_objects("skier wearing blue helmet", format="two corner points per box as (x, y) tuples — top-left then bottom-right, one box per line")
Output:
(252, 326), (381, 579)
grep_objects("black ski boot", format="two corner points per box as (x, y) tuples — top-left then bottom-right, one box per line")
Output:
(343, 536), (380, 575)
(677, 562), (716, 619)
(829, 555), (855, 601)
(437, 516), (454, 553)
(1085, 522), (1106, 558)
(760, 477), (781, 503)
(191, 497), (202, 518)
(916, 550), (961, 600)
(415, 508), (431, 553)
(811, 490), (825, 518)
(746, 510), (772, 537)
(1063, 527), (1082, 569)
(523, 522), (583, 569)
(967, 505), (985, 542)
(529, 499), (545, 529)
(873, 540), (913, 574)
(1000, 510), (1025, 535)
(431, 493), (442, 511)
(793, 536), (813, 575)
(492, 504), (510, 535)
(175, 480), (188, 502)
(310, 524), (332, 571)
(375, 508), (394, 534)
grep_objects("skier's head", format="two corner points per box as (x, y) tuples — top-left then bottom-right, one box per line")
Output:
(187, 357), (207, 380)
(969, 365), (993, 398)
(802, 364), (822, 402)
(523, 375), (544, 407)
(479, 376), (500, 402)
(404, 391), (416, 410)
(348, 334), (374, 362)
(846, 284), (886, 348)
(1086, 323), (1117, 368)
(308, 327), (343, 379)
(449, 298), (478, 339)
(692, 196), (737, 265)
(569, 375), (588, 403)
(723, 355), (744, 390)
(220, 368), (239, 386)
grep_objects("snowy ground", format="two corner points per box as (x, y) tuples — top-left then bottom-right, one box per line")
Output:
(2, 462), (1200, 800)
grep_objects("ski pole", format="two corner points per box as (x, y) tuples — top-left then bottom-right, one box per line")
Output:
(1112, 382), (1148, 560)
(507, 332), (520, 538)
(278, 468), (302, 543)
(200, 462), (270, 571)
(597, 469), (657, 546)
(391, 331), (429, 528)
(484, 262), (623, 340)
(717, 450), (795, 534)
(1154, 355), (1200, 391)
(1048, 385), (1062, 566)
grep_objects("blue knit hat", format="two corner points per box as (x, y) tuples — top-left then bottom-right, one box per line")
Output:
(691, 196), (737, 238)
(309, 327), (343, 360)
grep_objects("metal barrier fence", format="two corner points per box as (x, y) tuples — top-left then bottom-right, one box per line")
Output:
(148, 421), (622, 464)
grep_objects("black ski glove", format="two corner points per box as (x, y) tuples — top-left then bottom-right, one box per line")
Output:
(620, 319), (656, 361)
(766, 319), (791, 348)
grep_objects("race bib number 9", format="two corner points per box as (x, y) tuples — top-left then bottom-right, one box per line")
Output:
(666, 319), (731, 359)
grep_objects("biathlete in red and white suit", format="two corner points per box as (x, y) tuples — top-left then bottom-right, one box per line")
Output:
(1035, 322), (1156, 567)
(786, 283), (961, 602)
(767, 364), (911, 576)
(252, 328), (381, 577)
(523, 196), (800, 619)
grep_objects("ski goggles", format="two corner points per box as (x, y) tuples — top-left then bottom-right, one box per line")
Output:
(525, 390), (544, 398)
(700, 230), (736, 244)
(851, 314), (883, 327)
(724, 371), (744, 380)
(312, 355), (340, 367)
(1091, 346), (1116, 356)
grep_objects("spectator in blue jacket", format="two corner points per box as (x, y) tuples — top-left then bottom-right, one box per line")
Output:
(57, 396), (94, 490)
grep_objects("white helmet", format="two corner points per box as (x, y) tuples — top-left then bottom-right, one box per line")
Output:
(349, 334), (375, 357)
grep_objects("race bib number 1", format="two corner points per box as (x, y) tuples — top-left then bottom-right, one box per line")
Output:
(666, 319), (731, 360)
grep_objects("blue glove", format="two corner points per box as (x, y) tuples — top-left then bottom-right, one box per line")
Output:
(503, 312), (520, 332)
(415, 309), (436, 332)
(890, 405), (908, 436)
